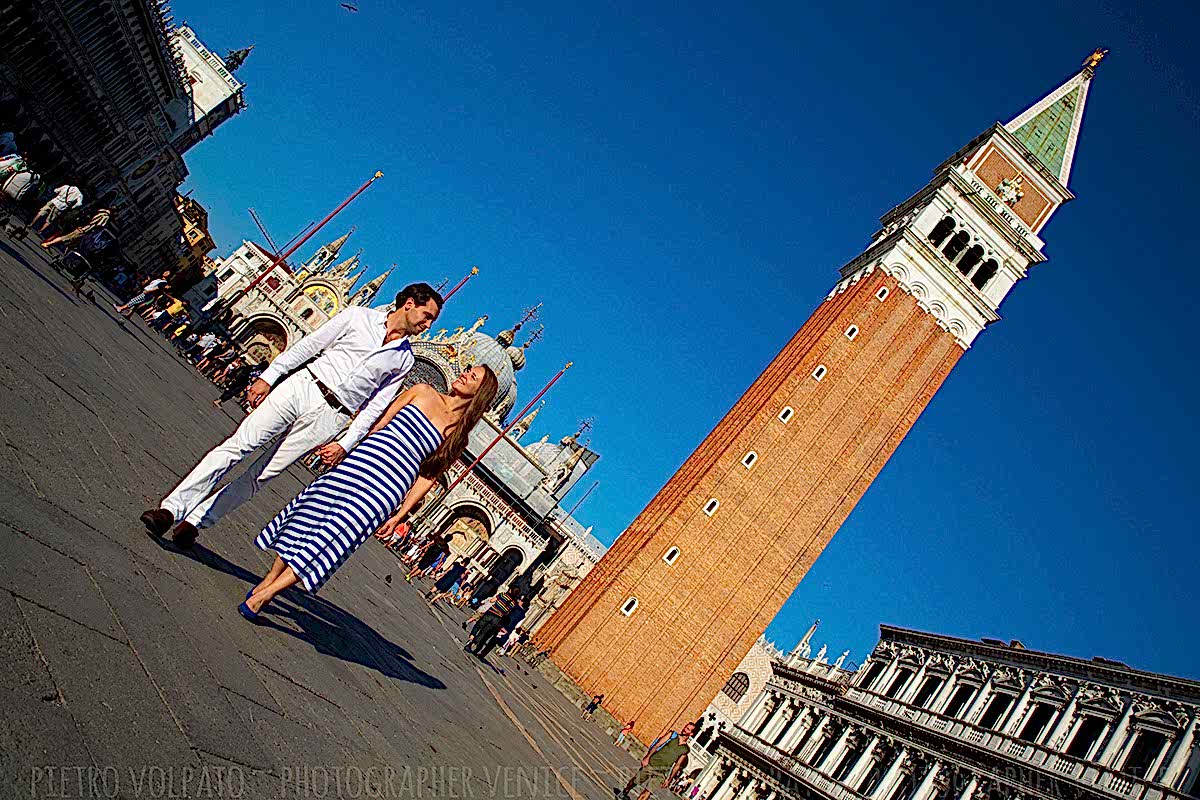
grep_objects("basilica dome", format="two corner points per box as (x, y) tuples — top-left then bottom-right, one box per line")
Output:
(407, 320), (529, 421)
(461, 331), (518, 417)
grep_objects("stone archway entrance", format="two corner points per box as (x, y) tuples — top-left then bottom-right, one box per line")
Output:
(437, 507), (490, 560)
(240, 317), (288, 364)
(474, 547), (524, 602)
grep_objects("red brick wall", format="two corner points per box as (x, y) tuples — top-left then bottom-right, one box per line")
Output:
(535, 270), (963, 741)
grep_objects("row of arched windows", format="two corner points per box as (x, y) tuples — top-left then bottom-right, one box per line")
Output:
(927, 216), (999, 291)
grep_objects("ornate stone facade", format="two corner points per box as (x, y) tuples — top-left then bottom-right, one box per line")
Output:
(183, 228), (390, 363)
(534, 57), (1103, 742)
(396, 315), (607, 611)
(696, 626), (1200, 800)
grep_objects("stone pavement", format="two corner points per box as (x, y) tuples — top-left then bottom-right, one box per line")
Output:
(0, 234), (643, 800)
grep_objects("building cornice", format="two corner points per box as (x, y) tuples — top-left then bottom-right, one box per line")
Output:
(879, 625), (1200, 702)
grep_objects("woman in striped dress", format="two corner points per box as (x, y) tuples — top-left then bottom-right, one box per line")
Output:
(239, 365), (499, 619)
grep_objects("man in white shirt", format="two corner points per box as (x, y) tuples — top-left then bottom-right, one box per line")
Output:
(141, 282), (442, 548)
(31, 183), (83, 234)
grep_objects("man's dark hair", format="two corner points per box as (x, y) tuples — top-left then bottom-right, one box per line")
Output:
(395, 282), (443, 312)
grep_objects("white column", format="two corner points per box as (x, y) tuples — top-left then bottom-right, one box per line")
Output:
(760, 701), (793, 743)
(743, 691), (776, 733)
(819, 726), (856, 773)
(899, 662), (931, 704)
(910, 762), (944, 800)
(962, 677), (994, 724)
(875, 656), (903, 694)
(1159, 714), (1198, 786)
(930, 674), (958, 715)
(709, 767), (741, 800)
(869, 749), (909, 800)
(1097, 700), (1135, 767)
(1000, 677), (1037, 736)
(845, 735), (882, 788)
(770, 705), (800, 747)
(779, 708), (814, 752)
(799, 717), (832, 761)
(731, 776), (760, 800)
(956, 775), (978, 800)
(1044, 685), (1082, 749)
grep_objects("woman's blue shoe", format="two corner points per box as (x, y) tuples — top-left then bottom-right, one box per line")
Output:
(245, 588), (254, 601)
(237, 602), (263, 623)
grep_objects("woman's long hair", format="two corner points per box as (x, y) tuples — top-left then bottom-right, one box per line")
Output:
(419, 365), (500, 479)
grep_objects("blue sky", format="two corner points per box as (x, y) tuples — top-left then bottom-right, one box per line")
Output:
(175, 1), (1197, 680)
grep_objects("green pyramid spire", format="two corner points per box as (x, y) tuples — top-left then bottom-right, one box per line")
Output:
(1003, 51), (1103, 187)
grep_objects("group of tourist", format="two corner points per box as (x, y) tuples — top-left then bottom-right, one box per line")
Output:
(1, 131), (114, 256)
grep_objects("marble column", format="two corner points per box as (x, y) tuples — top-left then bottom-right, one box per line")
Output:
(731, 776), (760, 800)
(956, 775), (979, 800)
(869, 749), (909, 800)
(962, 677), (995, 724)
(1044, 685), (1082, 749)
(1096, 700), (1135, 767)
(844, 735), (882, 788)
(799, 717), (832, 762)
(1000, 677), (1037, 736)
(743, 692), (776, 734)
(910, 762), (944, 800)
(699, 761), (733, 800)
(875, 656), (903, 694)
(771, 705), (801, 747)
(930, 674), (960, 716)
(760, 702), (794, 744)
(899, 662), (931, 705)
(709, 767), (742, 800)
(820, 726), (856, 772)
(1160, 714), (1199, 787)
(752, 695), (781, 737)
(778, 708), (814, 752)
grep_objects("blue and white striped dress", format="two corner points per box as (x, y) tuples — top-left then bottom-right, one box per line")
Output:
(255, 404), (443, 593)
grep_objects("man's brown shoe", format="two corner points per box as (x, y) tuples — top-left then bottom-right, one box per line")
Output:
(171, 521), (198, 550)
(140, 508), (174, 537)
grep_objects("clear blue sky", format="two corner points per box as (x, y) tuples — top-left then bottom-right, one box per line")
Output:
(176, 1), (1197, 680)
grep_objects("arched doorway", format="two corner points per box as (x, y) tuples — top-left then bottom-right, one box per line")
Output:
(240, 316), (288, 364)
(437, 506), (490, 559)
(473, 547), (524, 602)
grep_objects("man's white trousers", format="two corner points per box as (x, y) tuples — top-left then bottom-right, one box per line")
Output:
(161, 372), (349, 529)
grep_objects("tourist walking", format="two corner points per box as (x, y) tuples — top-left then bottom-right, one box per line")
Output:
(474, 595), (526, 660)
(30, 183), (82, 235)
(616, 719), (635, 747)
(139, 284), (441, 548)
(211, 358), (262, 408)
(114, 271), (172, 318)
(239, 367), (498, 619)
(465, 587), (521, 659)
(42, 206), (112, 250)
(614, 722), (695, 800)
(426, 559), (467, 602)
(582, 693), (605, 720)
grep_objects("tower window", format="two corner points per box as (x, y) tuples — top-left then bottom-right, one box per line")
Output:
(722, 672), (750, 703)
(703, 498), (720, 516)
(742, 451), (757, 469)
(875, 287), (889, 301)
(621, 597), (639, 616)
(943, 231), (971, 261)
(844, 325), (859, 340)
(928, 216), (956, 247)
(972, 259), (999, 290)
(958, 245), (984, 277)
(812, 365), (827, 381)
(778, 406), (794, 423)
(663, 546), (681, 565)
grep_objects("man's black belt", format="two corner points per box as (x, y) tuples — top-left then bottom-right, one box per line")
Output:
(306, 369), (351, 415)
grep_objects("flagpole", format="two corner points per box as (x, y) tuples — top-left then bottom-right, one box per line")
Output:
(217, 171), (384, 310)
(442, 266), (479, 301)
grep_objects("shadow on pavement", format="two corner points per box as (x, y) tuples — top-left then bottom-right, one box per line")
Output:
(150, 536), (446, 690)
(0, 240), (79, 304)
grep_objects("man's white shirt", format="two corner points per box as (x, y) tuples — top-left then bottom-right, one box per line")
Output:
(258, 306), (415, 452)
(49, 185), (83, 211)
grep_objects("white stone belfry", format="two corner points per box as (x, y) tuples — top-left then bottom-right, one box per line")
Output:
(828, 55), (1099, 349)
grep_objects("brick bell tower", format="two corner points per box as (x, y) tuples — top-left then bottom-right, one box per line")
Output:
(535, 52), (1105, 740)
